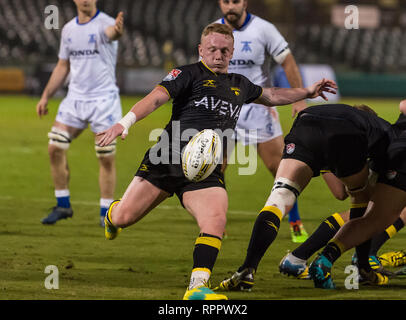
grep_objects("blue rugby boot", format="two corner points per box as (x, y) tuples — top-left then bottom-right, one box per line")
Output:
(309, 254), (336, 289)
(279, 253), (310, 279)
(41, 206), (73, 224)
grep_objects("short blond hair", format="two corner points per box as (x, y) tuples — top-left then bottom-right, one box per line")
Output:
(201, 23), (234, 42)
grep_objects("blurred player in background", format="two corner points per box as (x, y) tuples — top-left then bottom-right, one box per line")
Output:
(36, 0), (124, 226)
(217, 0), (308, 243)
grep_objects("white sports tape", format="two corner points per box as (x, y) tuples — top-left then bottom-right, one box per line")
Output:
(118, 111), (137, 136)
(265, 177), (301, 217)
(48, 127), (71, 150)
(273, 47), (291, 65)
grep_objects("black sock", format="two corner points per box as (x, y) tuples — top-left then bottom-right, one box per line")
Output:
(350, 204), (370, 270)
(239, 206), (282, 272)
(370, 218), (405, 256)
(193, 233), (222, 271)
(321, 240), (344, 264)
(293, 213), (344, 260)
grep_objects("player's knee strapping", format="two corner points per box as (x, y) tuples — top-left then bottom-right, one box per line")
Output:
(48, 127), (71, 150)
(265, 177), (302, 217)
(95, 139), (116, 158)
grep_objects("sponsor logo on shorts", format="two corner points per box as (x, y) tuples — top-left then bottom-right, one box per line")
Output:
(286, 143), (295, 155)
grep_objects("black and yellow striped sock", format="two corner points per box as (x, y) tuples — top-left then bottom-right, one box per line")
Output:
(293, 213), (345, 260)
(189, 233), (222, 288)
(350, 203), (370, 270)
(321, 239), (346, 264)
(370, 218), (405, 256)
(239, 206), (282, 272)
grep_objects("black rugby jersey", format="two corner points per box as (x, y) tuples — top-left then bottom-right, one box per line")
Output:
(156, 61), (263, 159)
(298, 104), (395, 171)
(158, 61), (262, 134)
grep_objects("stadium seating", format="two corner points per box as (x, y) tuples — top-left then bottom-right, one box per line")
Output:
(1, 0), (406, 74)
(0, 0), (221, 68)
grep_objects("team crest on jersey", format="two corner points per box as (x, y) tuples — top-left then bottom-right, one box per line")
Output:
(163, 69), (182, 81)
(241, 41), (252, 52)
(286, 143), (295, 154)
(88, 34), (97, 44)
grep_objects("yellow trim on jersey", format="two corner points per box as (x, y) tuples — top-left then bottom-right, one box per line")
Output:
(320, 169), (332, 174)
(332, 213), (345, 227)
(156, 84), (171, 98)
(200, 60), (217, 75)
(195, 236), (222, 250)
(350, 202), (368, 209)
(260, 205), (283, 221)
(385, 225), (398, 238)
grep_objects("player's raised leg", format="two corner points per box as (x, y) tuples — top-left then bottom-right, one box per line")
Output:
(104, 176), (169, 239)
(42, 122), (83, 224)
(182, 187), (228, 300)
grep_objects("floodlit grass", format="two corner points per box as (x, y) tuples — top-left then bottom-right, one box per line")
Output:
(1, 94), (405, 300)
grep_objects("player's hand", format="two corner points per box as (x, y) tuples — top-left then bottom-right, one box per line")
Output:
(291, 100), (307, 118)
(306, 78), (337, 100)
(36, 97), (49, 118)
(114, 12), (124, 36)
(96, 123), (127, 147)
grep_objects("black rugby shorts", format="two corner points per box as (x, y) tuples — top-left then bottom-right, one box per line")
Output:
(282, 113), (368, 178)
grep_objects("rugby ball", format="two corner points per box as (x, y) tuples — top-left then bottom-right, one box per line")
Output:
(182, 129), (222, 182)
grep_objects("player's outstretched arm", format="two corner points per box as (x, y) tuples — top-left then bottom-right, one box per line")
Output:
(105, 12), (124, 41)
(96, 86), (170, 146)
(255, 78), (337, 107)
(36, 58), (70, 118)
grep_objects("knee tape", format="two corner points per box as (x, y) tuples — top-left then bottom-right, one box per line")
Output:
(48, 127), (71, 150)
(265, 177), (301, 216)
(95, 140), (116, 158)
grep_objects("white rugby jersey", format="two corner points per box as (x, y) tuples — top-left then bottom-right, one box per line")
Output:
(59, 10), (119, 98)
(216, 13), (289, 87)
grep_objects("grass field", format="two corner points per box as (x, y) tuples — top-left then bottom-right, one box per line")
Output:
(1, 94), (406, 300)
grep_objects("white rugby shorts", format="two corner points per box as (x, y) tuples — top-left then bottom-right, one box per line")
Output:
(234, 104), (283, 145)
(55, 92), (122, 133)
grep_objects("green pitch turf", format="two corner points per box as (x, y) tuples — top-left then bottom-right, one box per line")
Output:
(1, 94), (406, 300)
